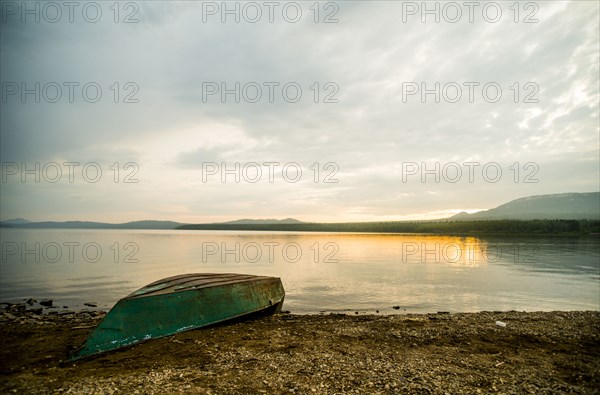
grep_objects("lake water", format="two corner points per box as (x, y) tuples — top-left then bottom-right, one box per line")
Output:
(1, 229), (599, 313)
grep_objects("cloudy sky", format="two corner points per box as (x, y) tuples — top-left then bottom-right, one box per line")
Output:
(1, 1), (598, 223)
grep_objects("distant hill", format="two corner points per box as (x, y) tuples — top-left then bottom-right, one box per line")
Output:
(0, 220), (185, 230)
(117, 220), (185, 229)
(222, 218), (302, 225)
(0, 218), (301, 229)
(1, 218), (32, 225)
(4, 193), (599, 234)
(178, 193), (600, 235)
(451, 192), (600, 220)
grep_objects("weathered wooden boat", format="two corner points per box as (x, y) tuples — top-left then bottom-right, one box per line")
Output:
(69, 273), (285, 361)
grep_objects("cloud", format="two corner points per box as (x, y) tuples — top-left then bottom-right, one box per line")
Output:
(1, 1), (598, 222)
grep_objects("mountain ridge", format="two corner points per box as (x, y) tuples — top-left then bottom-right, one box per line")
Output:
(451, 192), (599, 220)
(2, 192), (598, 229)
(0, 218), (303, 229)
(0, 220), (185, 230)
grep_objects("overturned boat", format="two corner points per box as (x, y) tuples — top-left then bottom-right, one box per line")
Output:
(69, 273), (285, 361)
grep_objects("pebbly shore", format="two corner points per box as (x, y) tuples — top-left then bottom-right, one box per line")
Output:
(0, 305), (599, 394)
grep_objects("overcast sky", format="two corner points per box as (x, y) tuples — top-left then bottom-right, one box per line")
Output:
(1, 1), (598, 223)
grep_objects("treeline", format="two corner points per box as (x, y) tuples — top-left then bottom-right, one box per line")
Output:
(178, 219), (600, 235)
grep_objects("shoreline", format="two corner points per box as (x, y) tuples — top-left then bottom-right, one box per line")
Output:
(1, 308), (599, 394)
(3, 299), (599, 316)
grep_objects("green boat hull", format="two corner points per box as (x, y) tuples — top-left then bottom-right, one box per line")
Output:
(69, 273), (285, 360)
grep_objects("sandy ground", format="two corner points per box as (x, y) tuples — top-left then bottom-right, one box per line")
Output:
(0, 308), (599, 394)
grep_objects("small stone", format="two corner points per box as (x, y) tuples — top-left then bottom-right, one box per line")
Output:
(84, 302), (98, 307)
(39, 299), (53, 307)
(393, 306), (400, 310)
(58, 310), (75, 316)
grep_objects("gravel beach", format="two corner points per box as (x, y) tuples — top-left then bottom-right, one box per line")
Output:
(1, 308), (599, 394)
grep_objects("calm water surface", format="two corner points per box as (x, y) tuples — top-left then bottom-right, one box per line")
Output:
(1, 229), (598, 313)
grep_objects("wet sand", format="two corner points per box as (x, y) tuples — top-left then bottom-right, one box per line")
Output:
(1, 308), (599, 394)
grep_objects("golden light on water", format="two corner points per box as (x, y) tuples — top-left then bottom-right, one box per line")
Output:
(326, 234), (491, 267)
